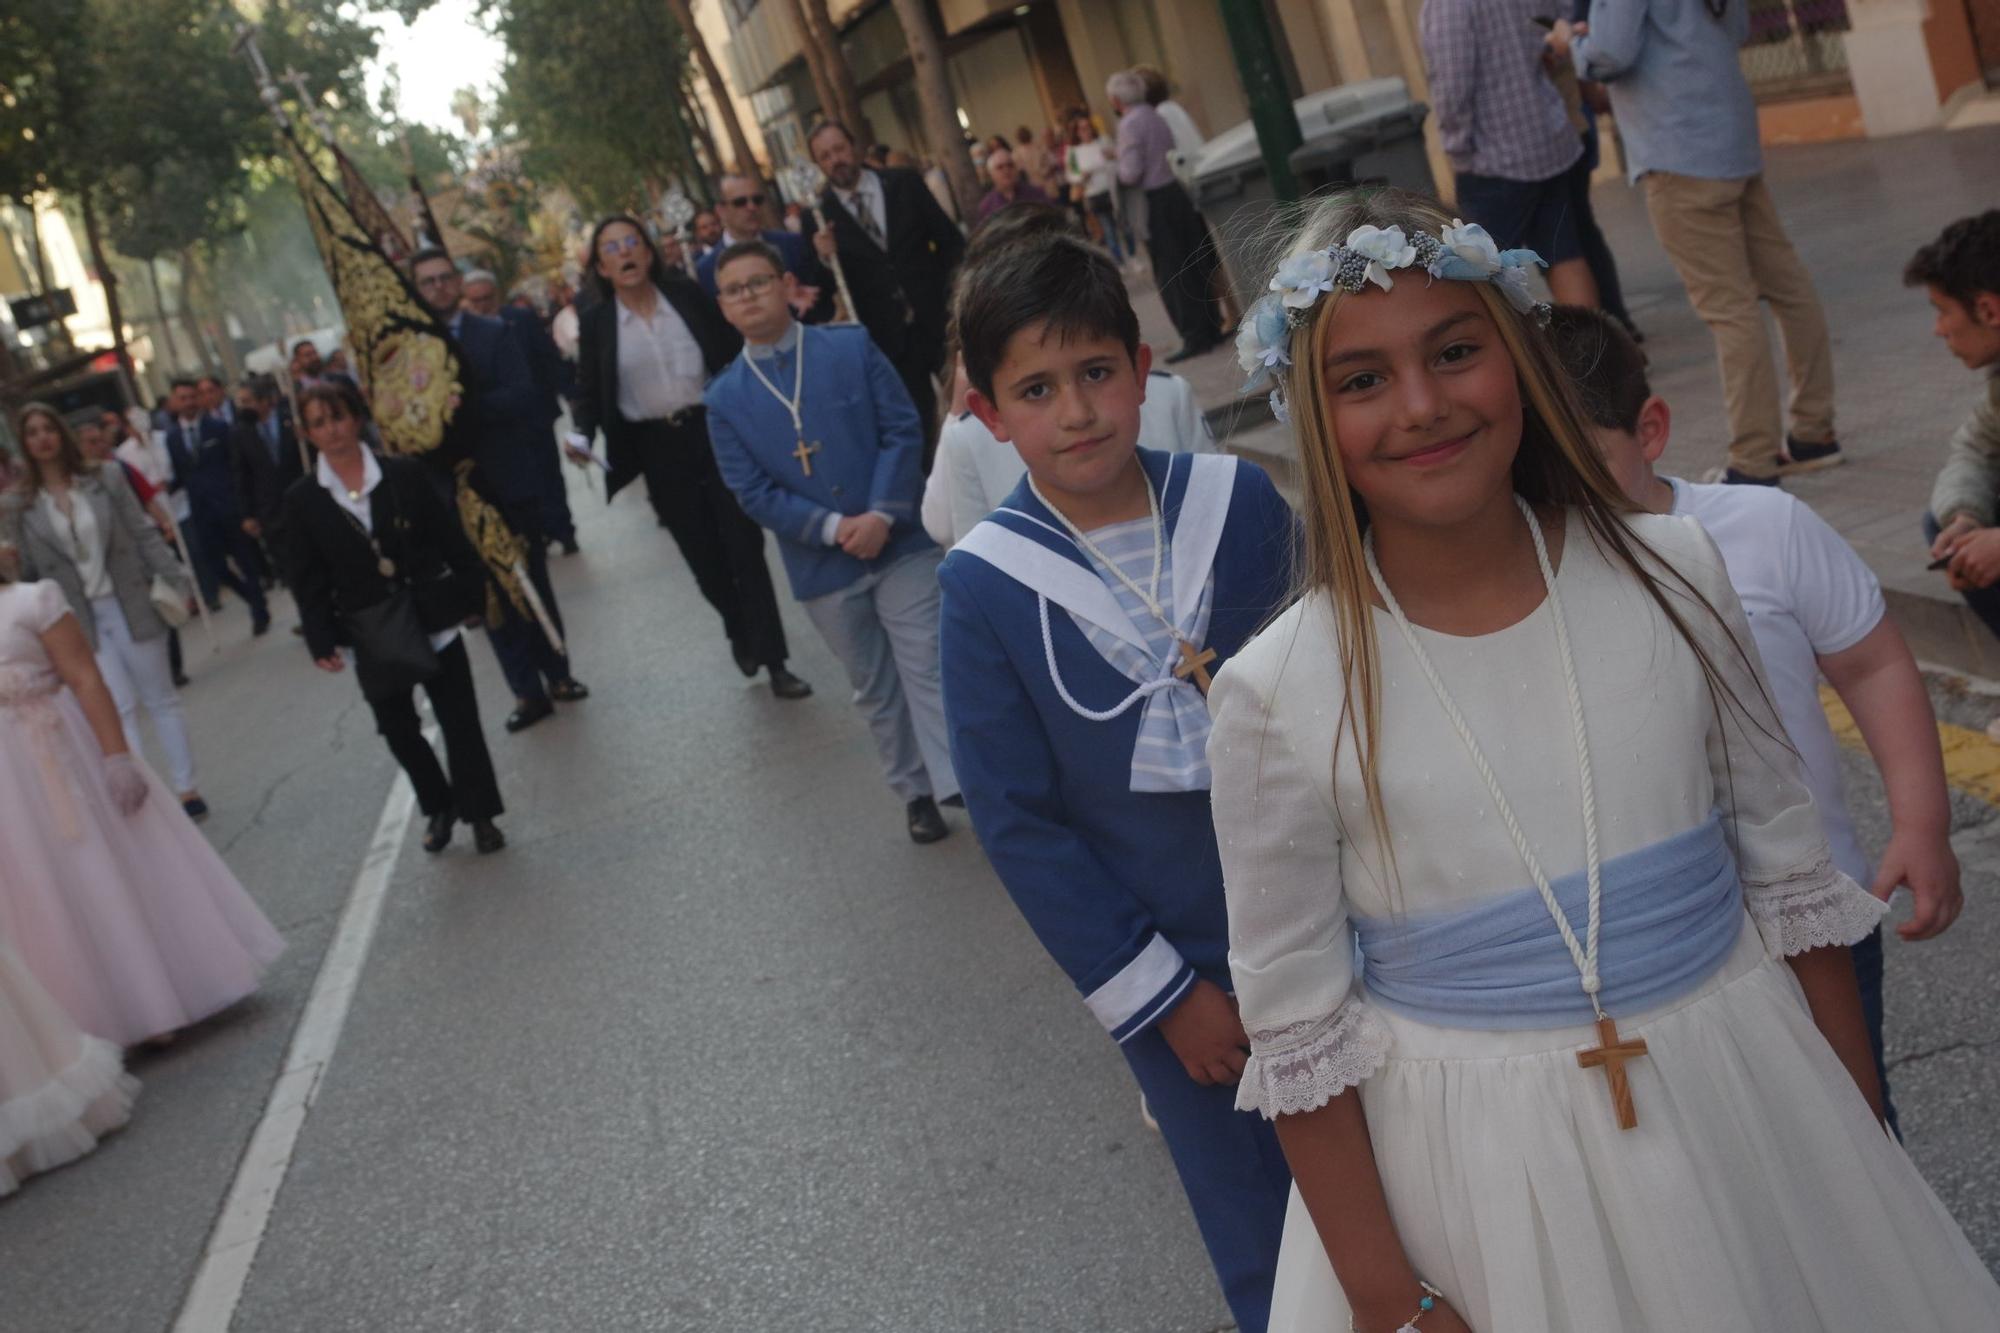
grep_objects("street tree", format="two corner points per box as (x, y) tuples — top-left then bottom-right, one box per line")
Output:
(887, 0), (979, 218)
(662, 0), (761, 179)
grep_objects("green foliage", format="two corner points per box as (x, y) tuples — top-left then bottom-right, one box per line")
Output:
(481, 0), (701, 216)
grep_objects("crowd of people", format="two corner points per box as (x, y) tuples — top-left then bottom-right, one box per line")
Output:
(4, 18), (2000, 1329)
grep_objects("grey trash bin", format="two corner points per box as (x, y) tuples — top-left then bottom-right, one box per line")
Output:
(1193, 78), (1434, 318)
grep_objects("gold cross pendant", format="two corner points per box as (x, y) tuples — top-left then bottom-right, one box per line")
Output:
(792, 438), (821, 477)
(1576, 1014), (1649, 1130)
(1174, 640), (1218, 694)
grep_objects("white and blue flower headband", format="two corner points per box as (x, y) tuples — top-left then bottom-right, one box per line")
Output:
(1236, 220), (1549, 422)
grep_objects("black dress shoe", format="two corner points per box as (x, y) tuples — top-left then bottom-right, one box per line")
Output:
(732, 643), (759, 678)
(906, 796), (949, 844)
(505, 697), (555, 732)
(172, 673), (191, 688)
(939, 793), (965, 810)
(472, 820), (506, 854)
(422, 812), (453, 854)
(559, 540), (581, 556)
(769, 666), (813, 700)
(550, 679), (590, 703)
(251, 612), (272, 637)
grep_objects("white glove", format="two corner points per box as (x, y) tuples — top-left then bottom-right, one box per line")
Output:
(104, 752), (149, 816)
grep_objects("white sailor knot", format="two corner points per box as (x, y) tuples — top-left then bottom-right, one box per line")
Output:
(1581, 973), (1602, 996)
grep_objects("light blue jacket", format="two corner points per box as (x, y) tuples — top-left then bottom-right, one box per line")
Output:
(1573, 0), (1762, 183)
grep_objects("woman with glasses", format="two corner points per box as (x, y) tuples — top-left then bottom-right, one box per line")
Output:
(693, 172), (834, 324)
(565, 215), (810, 700)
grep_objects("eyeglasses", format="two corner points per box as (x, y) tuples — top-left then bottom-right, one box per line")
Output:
(718, 273), (780, 303)
(724, 193), (766, 209)
(600, 234), (648, 256)
(414, 270), (460, 290)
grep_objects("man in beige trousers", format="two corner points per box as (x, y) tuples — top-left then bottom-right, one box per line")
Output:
(1553, 0), (1844, 485)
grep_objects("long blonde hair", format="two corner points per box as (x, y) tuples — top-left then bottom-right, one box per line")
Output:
(11, 402), (97, 502)
(1274, 189), (1771, 876)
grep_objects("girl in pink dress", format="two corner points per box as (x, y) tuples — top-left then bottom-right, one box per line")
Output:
(0, 574), (283, 1047)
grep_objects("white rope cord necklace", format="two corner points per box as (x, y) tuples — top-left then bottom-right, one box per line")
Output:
(1365, 495), (1608, 1017)
(740, 324), (807, 437)
(1027, 458), (1178, 641)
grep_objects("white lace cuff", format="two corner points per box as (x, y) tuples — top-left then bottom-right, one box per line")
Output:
(1235, 1000), (1392, 1119)
(1744, 850), (1888, 957)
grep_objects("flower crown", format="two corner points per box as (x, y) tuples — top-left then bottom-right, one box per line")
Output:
(1236, 220), (1549, 422)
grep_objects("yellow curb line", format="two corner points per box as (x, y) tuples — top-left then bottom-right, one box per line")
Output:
(1820, 685), (2000, 808)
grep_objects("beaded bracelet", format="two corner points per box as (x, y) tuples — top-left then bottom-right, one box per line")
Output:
(1349, 1279), (1444, 1333)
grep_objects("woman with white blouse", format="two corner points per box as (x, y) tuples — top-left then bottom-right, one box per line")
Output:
(2, 404), (205, 820)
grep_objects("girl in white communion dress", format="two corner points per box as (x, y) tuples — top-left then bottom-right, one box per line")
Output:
(1206, 188), (2000, 1332)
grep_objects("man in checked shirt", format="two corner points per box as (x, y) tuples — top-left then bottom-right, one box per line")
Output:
(1420, 0), (1601, 308)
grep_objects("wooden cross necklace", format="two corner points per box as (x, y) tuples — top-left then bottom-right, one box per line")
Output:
(1368, 497), (1648, 1131)
(1028, 459), (1217, 694)
(741, 325), (820, 477)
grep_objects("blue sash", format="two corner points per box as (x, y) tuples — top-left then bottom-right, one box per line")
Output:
(1352, 815), (1744, 1029)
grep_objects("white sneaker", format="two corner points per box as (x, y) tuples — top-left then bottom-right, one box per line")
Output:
(1139, 1093), (1160, 1134)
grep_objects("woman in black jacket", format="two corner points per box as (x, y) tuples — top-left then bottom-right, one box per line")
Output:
(282, 381), (505, 855)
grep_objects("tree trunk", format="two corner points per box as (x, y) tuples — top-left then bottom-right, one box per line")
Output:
(781, 0), (840, 131)
(187, 249), (244, 384)
(146, 258), (185, 372)
(174, 252), (215, 375)
(665, 0), (760, 176)
(803, 0), (870, 148)
(680, 67), (725, 185)
(889, 0), (979, 220)
(78, 189), (134, 387)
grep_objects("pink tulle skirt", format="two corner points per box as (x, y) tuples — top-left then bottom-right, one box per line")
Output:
(0, 688), (284, 1047)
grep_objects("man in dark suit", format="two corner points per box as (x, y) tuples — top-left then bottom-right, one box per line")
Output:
(412, 248), (589, 732)
(694, 173), (835, 325)
(229, 376), (305, 569)
(565, 214), (808, 700)
(164, 376), (271, 634)
(803, 122), (966, 464)
(462, 270), (580, 554)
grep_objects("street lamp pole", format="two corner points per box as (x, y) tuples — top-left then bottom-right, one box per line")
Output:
(1215, 0), (1305, 203)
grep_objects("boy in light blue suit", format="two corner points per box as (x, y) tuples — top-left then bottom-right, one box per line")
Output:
(704, 240), (957, 844)
(938, 231), (1294, 1330)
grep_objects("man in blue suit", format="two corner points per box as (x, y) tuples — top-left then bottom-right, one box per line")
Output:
(462, 270), (580, 554)
(412, 249), (589, 733)
(694, 173), (835, 325)
(164, 377), (270, 635)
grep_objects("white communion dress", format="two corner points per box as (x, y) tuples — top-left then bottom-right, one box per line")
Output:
(1207, 509), (2000, 1331)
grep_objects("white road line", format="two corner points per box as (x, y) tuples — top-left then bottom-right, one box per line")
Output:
(172, 747), (425, 1333)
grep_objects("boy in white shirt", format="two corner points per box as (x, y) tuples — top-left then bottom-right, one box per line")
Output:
(1548, 305), (1962, 1135)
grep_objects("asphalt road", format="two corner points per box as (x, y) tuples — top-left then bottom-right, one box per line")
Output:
(1, 468), (1995, 1332)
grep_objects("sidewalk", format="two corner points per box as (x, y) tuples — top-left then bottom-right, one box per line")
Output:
(1131, 122), (2000, 676)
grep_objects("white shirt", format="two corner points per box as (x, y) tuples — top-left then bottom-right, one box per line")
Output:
(315, 451), (459, 652)
(551, 305), (579, 360)
(615, 287), (708, 422)
(919, 372), (1215, 547)
(40, 487), (111, 600)
(1066, 139), (1116, 199)
(119, 434), (187, 522)
(835, 169), (889, 245)
(1670, 478), (1884, 884)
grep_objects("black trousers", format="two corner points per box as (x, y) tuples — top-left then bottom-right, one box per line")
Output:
(1566, 150), (1635, 330)
(1145, 182), (1223, 349)
(185, 510), (269, 617)
(533, 429), (578, 546)
(485, 499), (573, 703)
(890, 343), (941, 474)
(633, 413), (790, 669)
(369, 636), (503, 822)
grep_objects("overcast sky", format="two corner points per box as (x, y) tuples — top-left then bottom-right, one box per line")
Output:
(366, 0), (506, 134)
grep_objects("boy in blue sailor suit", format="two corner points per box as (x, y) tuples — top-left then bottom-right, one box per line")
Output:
(939, 231), (1293, 1330)
(704, 239), (959, 845)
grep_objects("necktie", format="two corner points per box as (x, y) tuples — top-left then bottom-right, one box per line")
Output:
(852, 193), (884, 248)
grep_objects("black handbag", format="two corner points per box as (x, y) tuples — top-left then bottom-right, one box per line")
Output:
(325, 474), (443, 700)
(346, 586), (441, 701)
